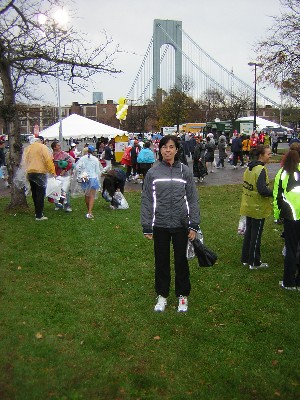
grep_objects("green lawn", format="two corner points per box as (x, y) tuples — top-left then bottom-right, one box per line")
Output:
(0, 185), (299, 400)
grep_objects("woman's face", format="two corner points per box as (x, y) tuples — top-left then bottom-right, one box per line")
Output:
(160, 139), (178, 164)
(259, 148), (272, 164)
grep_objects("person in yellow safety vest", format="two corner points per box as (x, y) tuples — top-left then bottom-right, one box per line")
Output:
(273, 143), (300, 290)
(240, 144), (273, 270)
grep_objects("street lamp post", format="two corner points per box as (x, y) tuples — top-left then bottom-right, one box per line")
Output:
(57, 75), (63, 144)
(37, 9), (68, 145)
(52, 9), (68, 146)
(248, 62), (263, 132)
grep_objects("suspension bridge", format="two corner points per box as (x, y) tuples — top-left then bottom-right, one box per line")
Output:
(126, 19), (279, 107)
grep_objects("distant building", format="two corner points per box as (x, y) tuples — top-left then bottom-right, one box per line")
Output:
(92, 92), (104, 104)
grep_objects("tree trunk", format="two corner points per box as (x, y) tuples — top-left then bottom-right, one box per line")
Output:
(0, 50), (28, 210)
(7, 118), (28, 210)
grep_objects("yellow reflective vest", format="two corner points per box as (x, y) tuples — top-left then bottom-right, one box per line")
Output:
(273, 166), (300, 221)
(240, 164), (272, 219)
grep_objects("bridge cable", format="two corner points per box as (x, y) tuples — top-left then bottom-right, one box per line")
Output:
(179, 26), (279, 107)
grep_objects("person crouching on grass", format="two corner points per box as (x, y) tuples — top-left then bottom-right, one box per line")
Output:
(141, 135), (200, 313)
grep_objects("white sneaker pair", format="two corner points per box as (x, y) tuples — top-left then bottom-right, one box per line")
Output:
(249, 262), (269, 270)
(36, 216), (48, 221)
(154, 295), (188, 312)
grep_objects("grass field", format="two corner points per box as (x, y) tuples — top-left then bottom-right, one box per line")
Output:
(0, 184), (299, 400)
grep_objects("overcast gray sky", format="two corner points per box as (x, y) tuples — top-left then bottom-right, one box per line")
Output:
(45, 0), (282, 106)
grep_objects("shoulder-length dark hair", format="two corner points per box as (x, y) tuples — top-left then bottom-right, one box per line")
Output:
(282, 150), (300, 174)
(158, 135), (180, 161)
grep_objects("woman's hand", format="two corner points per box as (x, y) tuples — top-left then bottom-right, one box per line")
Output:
(188, 230), (197, 241)
(144, 234), (153, 240)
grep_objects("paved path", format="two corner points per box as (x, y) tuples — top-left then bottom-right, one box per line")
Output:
(125, 161), (281, 191)
(0, 161), (282, 198)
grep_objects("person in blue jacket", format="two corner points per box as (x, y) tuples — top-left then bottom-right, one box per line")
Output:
(137, 141), (155, 187)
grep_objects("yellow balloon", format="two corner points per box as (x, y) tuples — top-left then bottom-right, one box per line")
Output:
(116, 97), (127, 120)
(118, 97), (126, 105)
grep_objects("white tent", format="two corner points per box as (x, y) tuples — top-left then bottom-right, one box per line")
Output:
(40, 114), (128, 140)
(236, 116), (292, 132)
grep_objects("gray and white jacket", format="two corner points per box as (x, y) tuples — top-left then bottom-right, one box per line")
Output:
(141, 160), (200, 234)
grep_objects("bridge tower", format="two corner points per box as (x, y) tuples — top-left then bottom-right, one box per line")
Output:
(153, 19), (182, 96)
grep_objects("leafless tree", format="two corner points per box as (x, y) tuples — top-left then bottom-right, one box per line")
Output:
(255, 0), (300, 102)
(0, 0), (121, 209)
(198, 89), (251, 123)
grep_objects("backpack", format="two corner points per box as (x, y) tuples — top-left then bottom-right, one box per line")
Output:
(122, 146), (132, 161)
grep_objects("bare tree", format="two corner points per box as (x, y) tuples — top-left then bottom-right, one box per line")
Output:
(198, 89), (251, 123)
(255, 0), (300, 101)
(177, 75), (195, 95)
(0, 0), (121, 209)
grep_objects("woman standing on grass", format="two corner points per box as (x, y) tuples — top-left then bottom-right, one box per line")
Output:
(240, 144), (273, 269)
(141, 135), (200, 313)
(273, 147), (300, 290)
(75, 145), (102, 219)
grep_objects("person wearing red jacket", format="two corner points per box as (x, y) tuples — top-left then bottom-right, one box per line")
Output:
(250, 132), (259, 149)
(51, 141), (75, 212)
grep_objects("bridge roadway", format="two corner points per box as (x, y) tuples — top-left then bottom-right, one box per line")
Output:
(0, 160), (282, 198)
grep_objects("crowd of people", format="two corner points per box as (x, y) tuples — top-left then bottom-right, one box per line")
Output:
(1, 128), (300, 313)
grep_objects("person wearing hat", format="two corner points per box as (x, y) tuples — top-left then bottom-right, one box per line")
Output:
(51, 141), (75, 212)
(22, 136), (55, 220)
(216, 134), (228, 168)
(75, 145), (102, 219)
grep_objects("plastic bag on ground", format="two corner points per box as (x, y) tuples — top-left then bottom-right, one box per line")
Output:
(113, 192), (129, 209)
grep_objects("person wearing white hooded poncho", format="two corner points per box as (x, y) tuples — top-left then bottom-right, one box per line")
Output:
(75, 145), (102, 219)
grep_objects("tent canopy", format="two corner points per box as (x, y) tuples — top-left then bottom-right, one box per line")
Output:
(40, 114), (128, 140)
(236, 116), (292, 132)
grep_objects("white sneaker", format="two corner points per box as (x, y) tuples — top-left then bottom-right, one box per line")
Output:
(36, 216), (48, 221)
(86, 213), (94, 219)
(279, 281), (298, 291)
(177, 296), (188, 312)
(65, 206), (72, 212)
(249, 262), (269, 270)
(154, 295), (167, 312)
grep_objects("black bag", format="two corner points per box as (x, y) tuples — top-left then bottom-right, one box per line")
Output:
(192, 237), (218, 267)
